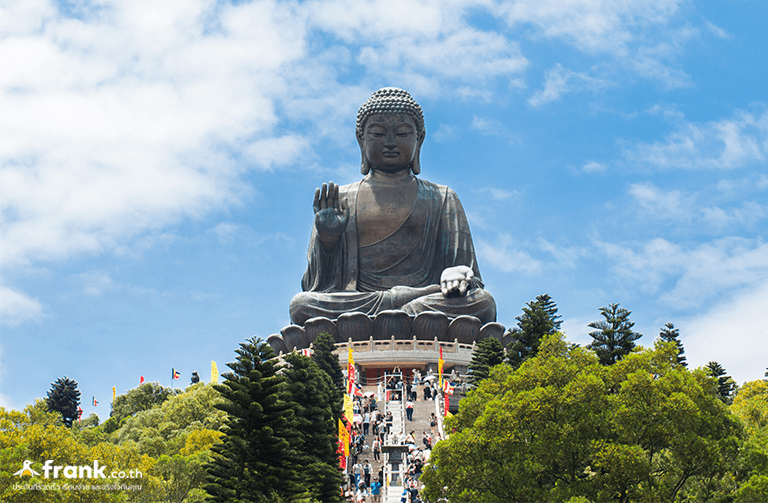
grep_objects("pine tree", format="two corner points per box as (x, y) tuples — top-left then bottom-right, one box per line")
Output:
(312, 331), (344, 425)
(587, 303), (642, 365)
(468, 337), (505, 384)
(507, 293), (562, 368)
(706, 361), (736, 404)
(282, 353), (344, 502)
(658, 322), (687, 367)
(46, 376), (81, 427)
(204, 338), (302, 502)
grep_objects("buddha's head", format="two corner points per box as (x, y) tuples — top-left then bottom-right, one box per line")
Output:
(356, 88), (426, 175)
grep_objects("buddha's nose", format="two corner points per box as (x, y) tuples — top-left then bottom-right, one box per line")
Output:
(384, 132), (397, 147)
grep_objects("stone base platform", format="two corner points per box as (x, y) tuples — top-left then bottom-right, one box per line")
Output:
(266, 310), (509, 366)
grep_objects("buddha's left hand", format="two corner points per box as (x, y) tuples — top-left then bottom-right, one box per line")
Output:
(440, 266), (473, 297)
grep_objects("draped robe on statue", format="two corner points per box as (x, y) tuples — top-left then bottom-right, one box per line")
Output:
(289, 178), (496, 325)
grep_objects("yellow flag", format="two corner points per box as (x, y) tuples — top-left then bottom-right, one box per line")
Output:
(347, 346), (355, 394)
(344, 394), (354, 421)
(112, 386), (116, 401)
(338, 419), (350, 457)
(211, 361), (219, 384)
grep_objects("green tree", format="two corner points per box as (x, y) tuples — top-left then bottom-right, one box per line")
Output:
(204, 339), (302, 502)
(421, 334), (742, 503)
(467, 337), (505, 384)
(706, 361), (737, 404)
(587, 303), (642, 365)
(110, 381), (176, 423)
(507, 293), (562, 368)
(46, 376), (80, 427)
(312, 331), (345, 424)
(282, 352), (344, 502)
(116, 382), (226, 457)
(658, 322), (687, 367)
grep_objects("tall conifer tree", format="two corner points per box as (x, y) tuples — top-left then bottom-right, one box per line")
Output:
(282, 353), (343, 501)
(468, 337), (505, 384)
(204, 339), (302, 502)
(706, 361), (736, 404)
(311, 331), (345, 424)
(658, 322), (687, 367)
(587, 303), (642, 365)
(46, 376), (81, 427)
(508, 293), (562, 368)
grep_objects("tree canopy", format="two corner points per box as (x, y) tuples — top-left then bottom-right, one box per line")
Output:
(421, 334), (743, 503)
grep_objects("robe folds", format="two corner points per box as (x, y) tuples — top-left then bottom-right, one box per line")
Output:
(289, 177), (496, 325)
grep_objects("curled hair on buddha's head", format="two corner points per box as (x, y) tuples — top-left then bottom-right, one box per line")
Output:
(357, 87), (426, 175)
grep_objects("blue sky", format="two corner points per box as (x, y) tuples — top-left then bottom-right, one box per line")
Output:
(1, 0), (767, 418)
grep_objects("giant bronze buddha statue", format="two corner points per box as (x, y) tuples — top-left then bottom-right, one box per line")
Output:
(289, 88), (496, 326)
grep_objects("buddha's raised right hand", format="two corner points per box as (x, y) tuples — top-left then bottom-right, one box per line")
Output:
(313, 181), (349, 252)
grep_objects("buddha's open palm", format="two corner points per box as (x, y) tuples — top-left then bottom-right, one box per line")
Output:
(313, 182), (348, 252)
(440, 265), (473, 297)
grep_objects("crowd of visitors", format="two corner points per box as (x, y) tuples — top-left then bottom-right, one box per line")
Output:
(341, 369), (447, 503)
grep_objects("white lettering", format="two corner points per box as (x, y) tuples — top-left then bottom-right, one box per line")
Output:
(79, 465), (92, 478)
(42, 460), (53, 478)
(53, 466), (62, 478)
(93, 460), (107, 479)
(63, 466), (77, 478)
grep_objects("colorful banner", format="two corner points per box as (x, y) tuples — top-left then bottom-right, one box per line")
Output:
(338, 419), (350, 457)
(112, 386), (116, 401)
(211, 361), (219, 384)
(438, 346), (444, 390)
(344, 394), (354, 422)
(140, 376), (144, 385)
(347, 347), (355, 394)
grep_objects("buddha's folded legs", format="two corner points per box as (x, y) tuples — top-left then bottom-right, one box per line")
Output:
(400, 288), (496, 325)
(289, 285), (495, 326)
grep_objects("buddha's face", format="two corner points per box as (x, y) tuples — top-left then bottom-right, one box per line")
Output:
(361, 113), (421, 174)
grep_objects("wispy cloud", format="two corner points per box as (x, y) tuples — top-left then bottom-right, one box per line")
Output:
(680, 277), (768, 384)
(78, 270), (114, 297)
(597, 237), (768, 309)
(498, 0), (691, 88)
(0, 285), (42, 326)
(528, 63), (611, 107)
(477, 234), (542, 274)
(624, 108), (768, 170)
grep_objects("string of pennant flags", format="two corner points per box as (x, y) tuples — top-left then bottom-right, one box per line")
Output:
(82, 361), (221, 419)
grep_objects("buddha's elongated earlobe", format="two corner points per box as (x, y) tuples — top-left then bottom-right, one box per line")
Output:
(361, 157), (370, 175)
(411, 131), (425, 175)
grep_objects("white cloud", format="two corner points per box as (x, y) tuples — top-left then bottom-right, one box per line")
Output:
(0, 285), (43, 326)
(78, 270), (114, 296)
(528, 63), (611, 107)
(538, 238), (588, 269)
(628, 182), (692, 221)
(582, 161), (608, 173)
(497, 0), (690, 87)
(704, 20), (729, 39)
(624, 108), (768, 170)
(598, 237), (768, 309)
(477, 235), (541, 274)
(680, 278), (768, 385)
(432, 124), (457, 143)
(470, 116), (517, 142)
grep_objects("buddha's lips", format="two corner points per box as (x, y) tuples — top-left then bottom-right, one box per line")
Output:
(383, 152), (399, 157)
